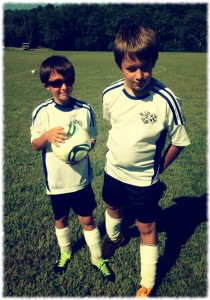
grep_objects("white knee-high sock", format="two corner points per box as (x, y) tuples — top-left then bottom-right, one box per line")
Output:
(140, 244), (159, 289)
(55, 226), (71, 253)
(83, 227), (102, 265)
(105, 209), (122, 241)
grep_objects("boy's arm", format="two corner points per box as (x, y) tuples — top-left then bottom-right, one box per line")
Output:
(32, 133), (49, 151)
(90, 139), (96, 150)
(32, 126), (67, 151)
(159, 144), (185, 174)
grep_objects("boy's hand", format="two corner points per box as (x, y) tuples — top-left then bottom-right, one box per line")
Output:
(45, 126), (67, 147)
(32, 126), (67, 151)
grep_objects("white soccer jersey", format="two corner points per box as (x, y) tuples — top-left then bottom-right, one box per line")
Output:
(30, 97), (97, 195)
(102, 78), (190, 186)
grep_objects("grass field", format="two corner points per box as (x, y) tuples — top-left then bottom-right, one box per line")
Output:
(3, 50), (207, 297)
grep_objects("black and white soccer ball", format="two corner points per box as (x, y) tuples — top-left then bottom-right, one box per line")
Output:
(51, 122), (91, 163)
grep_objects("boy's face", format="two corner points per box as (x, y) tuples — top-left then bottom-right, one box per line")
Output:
(45, 70), (73, 105)
(120, 55), (154, 97)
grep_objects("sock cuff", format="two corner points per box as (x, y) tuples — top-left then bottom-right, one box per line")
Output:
(105, 209), (122, 223)
(55, 226), (70, 237)
(55, 226), (71, 253)
(83, 227), (101, 246)
(140, 244), (159, 264)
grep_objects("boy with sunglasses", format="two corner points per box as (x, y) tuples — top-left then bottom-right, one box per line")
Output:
(102, 25), (190, 297)
(30, 55), (114, 281)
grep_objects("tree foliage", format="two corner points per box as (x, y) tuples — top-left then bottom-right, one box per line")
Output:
(3, 3), (207, 52)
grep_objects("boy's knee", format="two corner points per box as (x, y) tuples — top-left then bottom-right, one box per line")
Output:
(55, 215), (69, 228)
(106, 205), (124, 219)
(78, 215), (95, 227)
(137, 222), (155, 235)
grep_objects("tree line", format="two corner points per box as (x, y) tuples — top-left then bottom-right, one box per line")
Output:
(4, 3), (207, 52)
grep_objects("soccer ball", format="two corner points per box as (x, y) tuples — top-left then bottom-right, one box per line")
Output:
(31, 69), (36, 74)
(51, 122), (91, 163)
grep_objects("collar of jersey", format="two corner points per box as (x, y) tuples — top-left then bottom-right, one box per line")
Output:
(122, 88), (150, 100)
(53, 98), (75, 111)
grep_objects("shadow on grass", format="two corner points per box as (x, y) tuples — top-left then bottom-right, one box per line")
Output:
(120, 186), (207, 295)
(154, 192), (207, 294)
(72, 183), (207, 295)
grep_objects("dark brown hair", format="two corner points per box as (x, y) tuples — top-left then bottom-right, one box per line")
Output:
(114, 24), (158, 69)
(40, 55), (75, 85)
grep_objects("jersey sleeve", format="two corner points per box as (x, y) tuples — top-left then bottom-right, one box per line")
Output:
(102, 93), (111, 121)
(30, 107), (47, 143)
(166, 96), (190, 147)
(88, 106), (97, 140)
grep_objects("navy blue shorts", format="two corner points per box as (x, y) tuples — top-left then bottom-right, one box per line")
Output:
(102, 172), (161, 223)
(50, 184), (97, 220)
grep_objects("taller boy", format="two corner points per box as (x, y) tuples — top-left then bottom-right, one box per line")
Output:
(102, 25), (190, 297)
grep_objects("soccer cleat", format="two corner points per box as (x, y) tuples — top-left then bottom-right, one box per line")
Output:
(54, 251), (71, 275)
(136, 286), (152, 298)
(102, 234), (125, 259)
(93, 258), (115, 282)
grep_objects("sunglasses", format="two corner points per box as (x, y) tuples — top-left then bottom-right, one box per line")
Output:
(48, 77), (74, 88)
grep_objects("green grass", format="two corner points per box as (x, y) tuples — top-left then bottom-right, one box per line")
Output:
(3, 50), (207, 297)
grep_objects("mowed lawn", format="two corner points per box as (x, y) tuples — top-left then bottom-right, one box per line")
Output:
(3, 50), (207, 297)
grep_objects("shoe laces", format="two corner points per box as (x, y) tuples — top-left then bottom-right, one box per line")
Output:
(58, 251), (71, 267)
(96, 259), (111, 276)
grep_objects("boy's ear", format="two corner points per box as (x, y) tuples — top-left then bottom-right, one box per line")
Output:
(43, 83), (49, 89)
